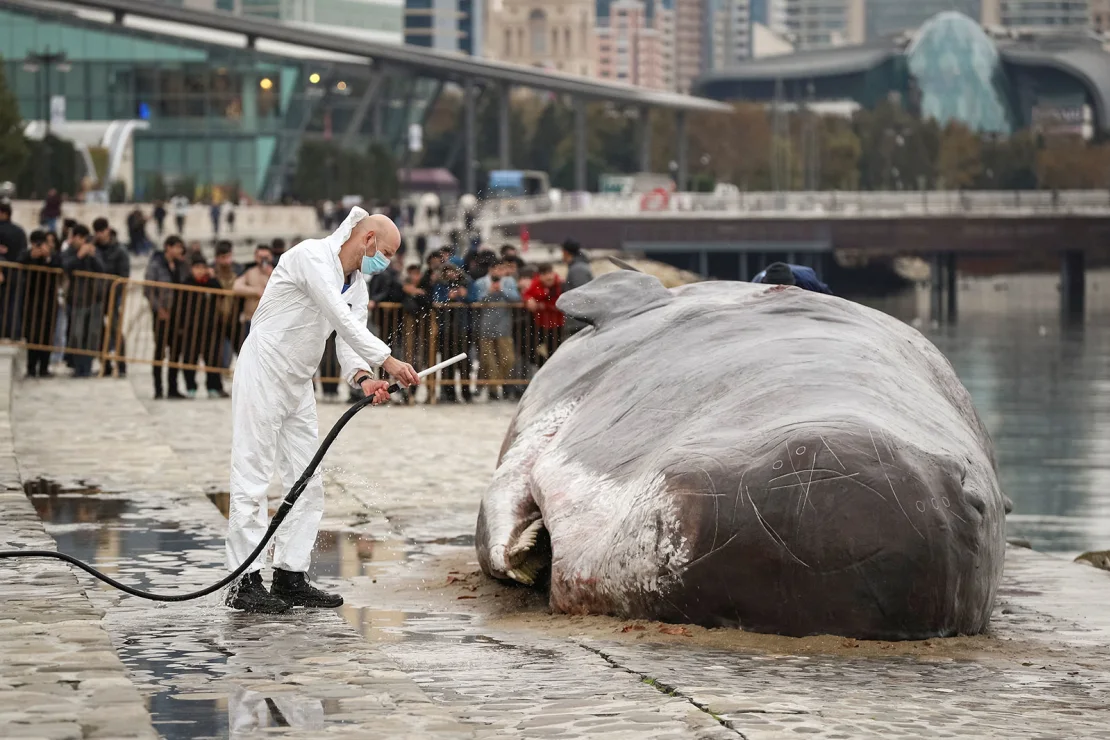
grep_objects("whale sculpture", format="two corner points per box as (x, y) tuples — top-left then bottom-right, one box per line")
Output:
(476, 266), (1009, 640)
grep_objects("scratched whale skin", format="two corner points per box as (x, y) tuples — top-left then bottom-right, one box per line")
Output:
(475, 267), (1010, 640)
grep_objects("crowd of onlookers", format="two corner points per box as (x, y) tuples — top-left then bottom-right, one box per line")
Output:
(141, 236), (282, 399)
(0, 198), (277, 391)
(0, 202), (131, 378)
(319, 236), (594, 404)
(0, 196), (595, 404)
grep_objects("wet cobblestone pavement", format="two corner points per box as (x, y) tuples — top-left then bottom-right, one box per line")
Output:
(4, 313), (1110, 737)
(26, 491), (470, 739)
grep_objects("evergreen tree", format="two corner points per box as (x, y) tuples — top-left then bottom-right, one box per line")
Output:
(366, 141), (399, 202)
(528, 103), (564, 175)
(0, 59), (30, 185)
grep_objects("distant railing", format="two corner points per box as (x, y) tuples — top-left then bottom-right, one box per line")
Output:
(480, 189), (1110, 222)
(0, 262), (565, 401)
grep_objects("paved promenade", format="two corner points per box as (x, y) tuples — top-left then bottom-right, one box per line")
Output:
(2, 357), (1110, 738)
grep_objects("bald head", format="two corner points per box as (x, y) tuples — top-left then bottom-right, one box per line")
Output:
(340, 212), (402, 274)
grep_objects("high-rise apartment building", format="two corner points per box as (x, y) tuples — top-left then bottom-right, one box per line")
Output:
(725, 0), (753, 63)
(657, 2), (677, 89)
(703, 0), (728, 68)
(485, 0), (596, 76)
(404, 0), (482, 54)
(702, 0), (763, 68)
(595, 0), (675, 89)
(865, 0), (980, 39)
(783, 0), (866, 49)
(1092, 0), (1110, 31)
(750, 0), (788, 33)
(153, 0), (406, 43)
(981, 0), (1090, 30)
(673, 0), (704, 92)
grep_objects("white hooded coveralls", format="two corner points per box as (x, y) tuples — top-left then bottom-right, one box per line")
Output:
(227, 208), (391, 574)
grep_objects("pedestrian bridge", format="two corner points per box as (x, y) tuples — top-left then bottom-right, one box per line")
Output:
(482, 189), (1110, 231)
(480, 189), (1110, 322)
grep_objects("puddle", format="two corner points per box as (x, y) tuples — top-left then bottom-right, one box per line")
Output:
(154, 692), (347, 739)
(30, 491), (127, 527)
(24, 477), (102, 495)
(29, 490), (362, 739)
(423, 534), (476, 547)
(28, 485), (583, 737)
(205, 491), (278, 519)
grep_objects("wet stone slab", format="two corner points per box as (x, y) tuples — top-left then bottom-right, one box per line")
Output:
(0, 350), (158, 740)
(8, 333), (1110, 738)
(28, 490), (474, 740)
(578, 638), (1110, 739)
(0, 492), (161, 740)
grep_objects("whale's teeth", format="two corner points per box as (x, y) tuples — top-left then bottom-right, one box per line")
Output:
(509, 518), (545, 558)
(506, 568), (535, 585)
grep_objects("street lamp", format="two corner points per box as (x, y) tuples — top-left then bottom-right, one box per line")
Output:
(699, 154), (711, 193)
(23, 47), (70, 138)
(22, 47), (70, 196)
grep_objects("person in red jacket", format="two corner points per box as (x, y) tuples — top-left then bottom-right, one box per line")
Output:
(523, 263), (564, 368)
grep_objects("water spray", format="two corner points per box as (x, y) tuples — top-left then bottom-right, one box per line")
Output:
(0, 353), (469, 602)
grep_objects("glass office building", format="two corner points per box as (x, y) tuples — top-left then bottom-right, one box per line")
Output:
(865, 0), (981, 40)
(1, 3), (430, 200)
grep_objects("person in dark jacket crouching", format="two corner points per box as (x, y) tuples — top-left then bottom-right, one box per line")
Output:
(752, 262), (833, 295)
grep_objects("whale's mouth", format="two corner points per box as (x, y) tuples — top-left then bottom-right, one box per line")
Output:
(504, 518), (552, 586)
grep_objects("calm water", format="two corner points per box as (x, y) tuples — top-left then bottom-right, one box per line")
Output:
(866, 270), (1110, 557)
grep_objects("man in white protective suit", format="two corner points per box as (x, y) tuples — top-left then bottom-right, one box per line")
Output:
(226, 207), (420, 614)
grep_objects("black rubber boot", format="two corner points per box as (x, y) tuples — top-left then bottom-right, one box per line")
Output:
(271, 569), (344, 608)
(226, 572), (290, 614)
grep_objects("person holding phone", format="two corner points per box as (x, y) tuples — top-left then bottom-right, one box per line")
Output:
(475, 259), (520, 401)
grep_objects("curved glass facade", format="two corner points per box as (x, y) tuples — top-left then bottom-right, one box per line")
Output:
(1, 5), (436, 200)
(906, 11), (1014, 134)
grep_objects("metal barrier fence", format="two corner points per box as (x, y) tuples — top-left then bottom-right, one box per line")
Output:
(0, 262), (561, 400)
(0, 262), (126, 377)
(320, 302), (563, 401)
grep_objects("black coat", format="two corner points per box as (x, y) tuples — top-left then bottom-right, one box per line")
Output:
(0, 220), (27, 263)
(97, 240), (131, 280)
(18, 251), (62, 345)
(61, 246), (108, 308)
(368, 268), (405, 305)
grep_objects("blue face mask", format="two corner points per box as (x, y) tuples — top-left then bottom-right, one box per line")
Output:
(361, 252), (389, 276)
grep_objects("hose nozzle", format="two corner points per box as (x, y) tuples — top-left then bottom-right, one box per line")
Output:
(386, 352), (467, 394)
